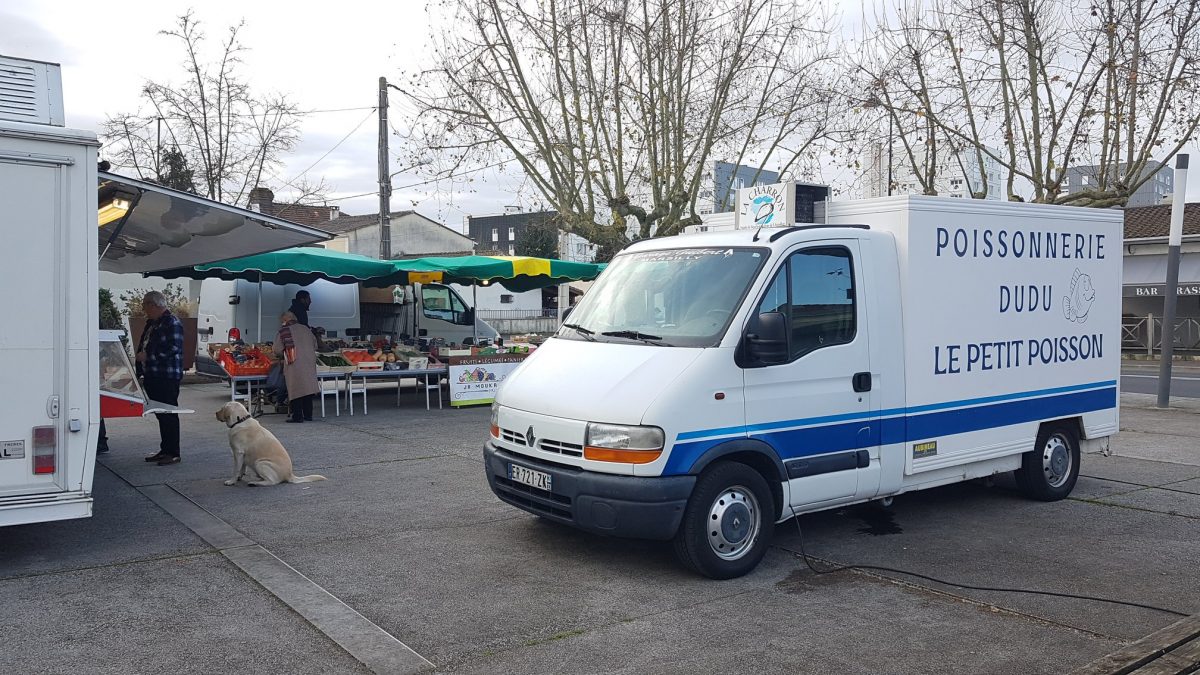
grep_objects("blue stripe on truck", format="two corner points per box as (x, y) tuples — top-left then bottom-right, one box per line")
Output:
(663, 382), (1117, 476)
(673, 379), (1117, 442)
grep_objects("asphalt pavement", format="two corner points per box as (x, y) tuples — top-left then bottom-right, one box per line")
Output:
(1121, 360), (1200, 398)
(2, 380), (1198, 674)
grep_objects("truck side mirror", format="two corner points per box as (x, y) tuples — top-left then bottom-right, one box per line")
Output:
(745, 312), (788, 365)
(462, 308), (475, 326)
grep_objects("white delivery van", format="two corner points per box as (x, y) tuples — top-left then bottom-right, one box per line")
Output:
(197, 277), (361, 344)
(484, 196), (1122, 578)
(362, 283), (499, 345)
(197, 278), (497, 348)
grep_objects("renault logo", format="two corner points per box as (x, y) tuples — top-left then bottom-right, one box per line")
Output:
(526, 426), (536, 447)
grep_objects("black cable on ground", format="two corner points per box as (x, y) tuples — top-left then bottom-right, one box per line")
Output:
(781, 513), (1189, 618)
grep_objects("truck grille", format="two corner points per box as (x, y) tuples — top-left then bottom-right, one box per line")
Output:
(500, 427), (583, 457)
(538, 438), (583, 457)
(500, 427), (528, 446)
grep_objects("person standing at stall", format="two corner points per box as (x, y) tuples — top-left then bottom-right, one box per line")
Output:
(274, 311), (319, 422)
(289, 290), (311, 327)
(137, 291), (184, 465)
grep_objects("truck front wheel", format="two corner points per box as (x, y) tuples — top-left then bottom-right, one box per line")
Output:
(673, 462), (773, 579)
(1016, 422), (1080, 501)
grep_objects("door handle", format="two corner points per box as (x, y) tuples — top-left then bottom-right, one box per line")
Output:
(852, 372), (872, 392)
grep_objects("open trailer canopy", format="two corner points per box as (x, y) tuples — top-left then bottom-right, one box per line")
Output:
(98, 171), (330, 274)
(154, 246), (397, 285)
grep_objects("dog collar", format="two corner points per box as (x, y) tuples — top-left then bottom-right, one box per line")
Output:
(229, 416), (251, 428)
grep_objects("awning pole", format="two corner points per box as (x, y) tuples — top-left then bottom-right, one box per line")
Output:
(473, 283), (479, 346)
(257, 270), (263, 343)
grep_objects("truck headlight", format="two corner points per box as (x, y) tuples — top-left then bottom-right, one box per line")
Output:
(584, 423), (665, 464)
(490, 402), (500, 438)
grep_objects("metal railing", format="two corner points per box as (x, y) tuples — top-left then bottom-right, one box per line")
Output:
(1122, 315), (1200, 354)
(477, 308), (559, 320)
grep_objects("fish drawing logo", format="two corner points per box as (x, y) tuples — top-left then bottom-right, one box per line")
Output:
(752, 194), (776, 226)
(1063, 268), (1095, 323)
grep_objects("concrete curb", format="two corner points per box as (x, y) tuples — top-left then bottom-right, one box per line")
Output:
(138, 484), (433, 674)
(1120, 392), (1200, 413)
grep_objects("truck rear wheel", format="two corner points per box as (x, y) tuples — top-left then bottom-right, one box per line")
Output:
(1016, 422), (1080, 501)
(673, 462), (773, 580)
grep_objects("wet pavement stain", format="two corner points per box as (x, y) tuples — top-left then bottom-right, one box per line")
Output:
(854, 506), (903, 536)
(776, 567), (863, 594)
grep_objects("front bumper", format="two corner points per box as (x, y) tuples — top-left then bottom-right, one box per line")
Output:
(484, 443), (695, 540)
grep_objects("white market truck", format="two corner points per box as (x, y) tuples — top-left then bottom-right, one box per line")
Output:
(0, 55), (326, 526)
(194, 278), (499, 346)
(484, 195), (1122, 578)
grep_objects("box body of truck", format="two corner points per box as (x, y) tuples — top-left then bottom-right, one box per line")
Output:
(1, 54), (331, 526)
(484, 195), (1122, 578)
(825, 197), (1121, 496)
(0, 58), (100, 525)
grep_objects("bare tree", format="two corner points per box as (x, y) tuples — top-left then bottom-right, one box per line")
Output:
(101, 12), (305, 206)
(400, 0), (844, 247)
(853, 0), (1200, 206)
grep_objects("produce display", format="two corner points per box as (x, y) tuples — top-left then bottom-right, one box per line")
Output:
(216, 344), (272, 376)
(339, 341), (442, 372)
(340, 349), (376, 365)
(316, 353), (355, 373)
(476, 344), (533, 355)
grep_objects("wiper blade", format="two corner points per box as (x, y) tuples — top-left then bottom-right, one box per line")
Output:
(562, 322), (596, 341)
(600, 330), (666, 345)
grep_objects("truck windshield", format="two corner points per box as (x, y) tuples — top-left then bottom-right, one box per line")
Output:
(561, 247), (767, 347)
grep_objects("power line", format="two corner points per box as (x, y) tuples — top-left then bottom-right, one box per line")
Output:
(138, 105), (378, 123)
(322, 158), (517, 203)
(281, 108), (377, 187)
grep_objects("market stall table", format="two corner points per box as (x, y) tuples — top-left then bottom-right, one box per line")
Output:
(229, 374), (268, 404)
(343, 367), (450, 414)
(317, 370), (347, 417)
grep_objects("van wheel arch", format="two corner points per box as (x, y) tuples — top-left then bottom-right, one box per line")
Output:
(688, 440), (784, 520)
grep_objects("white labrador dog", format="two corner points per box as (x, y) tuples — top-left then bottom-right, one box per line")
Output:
(216, 401), (327, 487)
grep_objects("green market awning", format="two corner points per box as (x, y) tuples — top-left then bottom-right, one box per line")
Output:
(392, 255), (606, 292)
(155, 249), (606, 291)
(154, 246), (399, 286)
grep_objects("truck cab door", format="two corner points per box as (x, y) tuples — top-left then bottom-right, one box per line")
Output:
(742, 241), (877, 509)
(419, 284), (475, 343)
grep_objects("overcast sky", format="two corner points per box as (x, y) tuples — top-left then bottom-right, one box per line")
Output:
(4, 0), (1199, 232)
(0, 0), (527, 232)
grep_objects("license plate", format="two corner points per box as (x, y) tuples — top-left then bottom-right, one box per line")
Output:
(509, 463), (552, 491)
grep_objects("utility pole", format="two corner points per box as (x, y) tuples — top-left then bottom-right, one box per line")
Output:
(378, 77), (392, 260)
(1157, 153), (1188, 407)
(557, 229), (570, 325)
(887, 115), (894, 197)
(155, 116), (163, 180)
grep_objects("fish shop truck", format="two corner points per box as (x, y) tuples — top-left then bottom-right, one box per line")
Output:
(484, 195), (1121, 578)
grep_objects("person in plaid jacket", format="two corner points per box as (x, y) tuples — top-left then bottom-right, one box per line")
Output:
(137, 291), (184, 465)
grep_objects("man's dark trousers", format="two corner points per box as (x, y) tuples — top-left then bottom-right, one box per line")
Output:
(143, 377), (181, 457)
